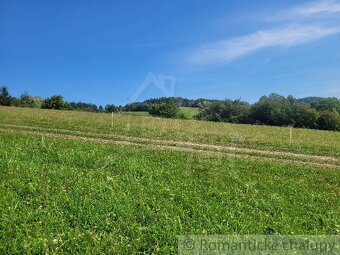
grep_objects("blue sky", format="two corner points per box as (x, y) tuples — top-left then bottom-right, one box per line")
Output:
(1, 0), (340, 106)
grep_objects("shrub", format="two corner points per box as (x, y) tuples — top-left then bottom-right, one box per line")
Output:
(148, 102), (180, 118)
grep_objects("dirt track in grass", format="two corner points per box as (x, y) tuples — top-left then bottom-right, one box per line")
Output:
(0, 124), (339, 169)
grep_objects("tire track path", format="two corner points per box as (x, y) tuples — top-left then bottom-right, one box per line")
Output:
(0, 124), (339, 169)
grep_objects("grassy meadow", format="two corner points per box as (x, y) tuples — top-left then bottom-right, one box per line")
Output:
(118, 111), (150, 117)
(179, 107), (199, 119)
(0, 106), (339, 254)
(0, 106), (339, 156)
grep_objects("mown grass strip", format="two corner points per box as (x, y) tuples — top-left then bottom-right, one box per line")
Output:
(0, 123), (339, 166)
(0, 126), (338, 169)
(1, 106), (339, 157)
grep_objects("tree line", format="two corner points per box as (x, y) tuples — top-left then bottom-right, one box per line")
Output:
(115, 94), (340, 131)
(1, 86), (339, 131)
(195, 94), (340, 131)
(0, 86), (116, 113)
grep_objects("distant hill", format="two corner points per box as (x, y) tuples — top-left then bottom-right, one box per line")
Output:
(122, 96), (339, 110)
(121, 97), (222, 111)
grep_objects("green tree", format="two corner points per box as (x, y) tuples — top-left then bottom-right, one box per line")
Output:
(196, 99), (250, 123)
(17, 92), (43, 108)
(105, 104), (117, 113)
(317, 110), (340, 131)
(0, 86), (13, 106)
(311, 98), (340, 113)
(41, 95), (65, 110)
(290, 102), (318, 129)
(249, 96), (273, 124)
(249, 94), (292, 126)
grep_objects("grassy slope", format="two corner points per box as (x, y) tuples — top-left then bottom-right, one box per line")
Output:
(0, 106), (339, 156)
(116, 107), (198, 119)
(0, 132), (339, 254)
(118, 111), (150, 116)
(180, 107), (199, 119)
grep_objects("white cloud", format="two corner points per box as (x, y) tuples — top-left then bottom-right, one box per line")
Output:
(292, 0), (340, 16)
(184, 1), (340, 67)
(186, 25), (340, 66)
(272, 0), (340, 20)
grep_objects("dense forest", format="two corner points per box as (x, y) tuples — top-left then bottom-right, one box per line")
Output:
(1, 86), (339, 131)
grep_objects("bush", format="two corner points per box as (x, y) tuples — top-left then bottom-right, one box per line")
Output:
(148, 102), (180, 118)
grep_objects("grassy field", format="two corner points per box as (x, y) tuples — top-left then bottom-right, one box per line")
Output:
(179, 107), (199, 119)
(0, 106), (339, 156)
(118, 111), (150, 116)
(0, 106), (340, 254)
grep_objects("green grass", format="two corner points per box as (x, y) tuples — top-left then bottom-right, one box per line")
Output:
(0, 106), (339, 253)
(0, 106), (339, 156)
(179, 107), (199, 119)
(0, 131), (339, 254)
(118, 111), (150, 116)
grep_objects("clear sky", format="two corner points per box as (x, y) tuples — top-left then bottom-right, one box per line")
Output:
(1, 0), (340, 106)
